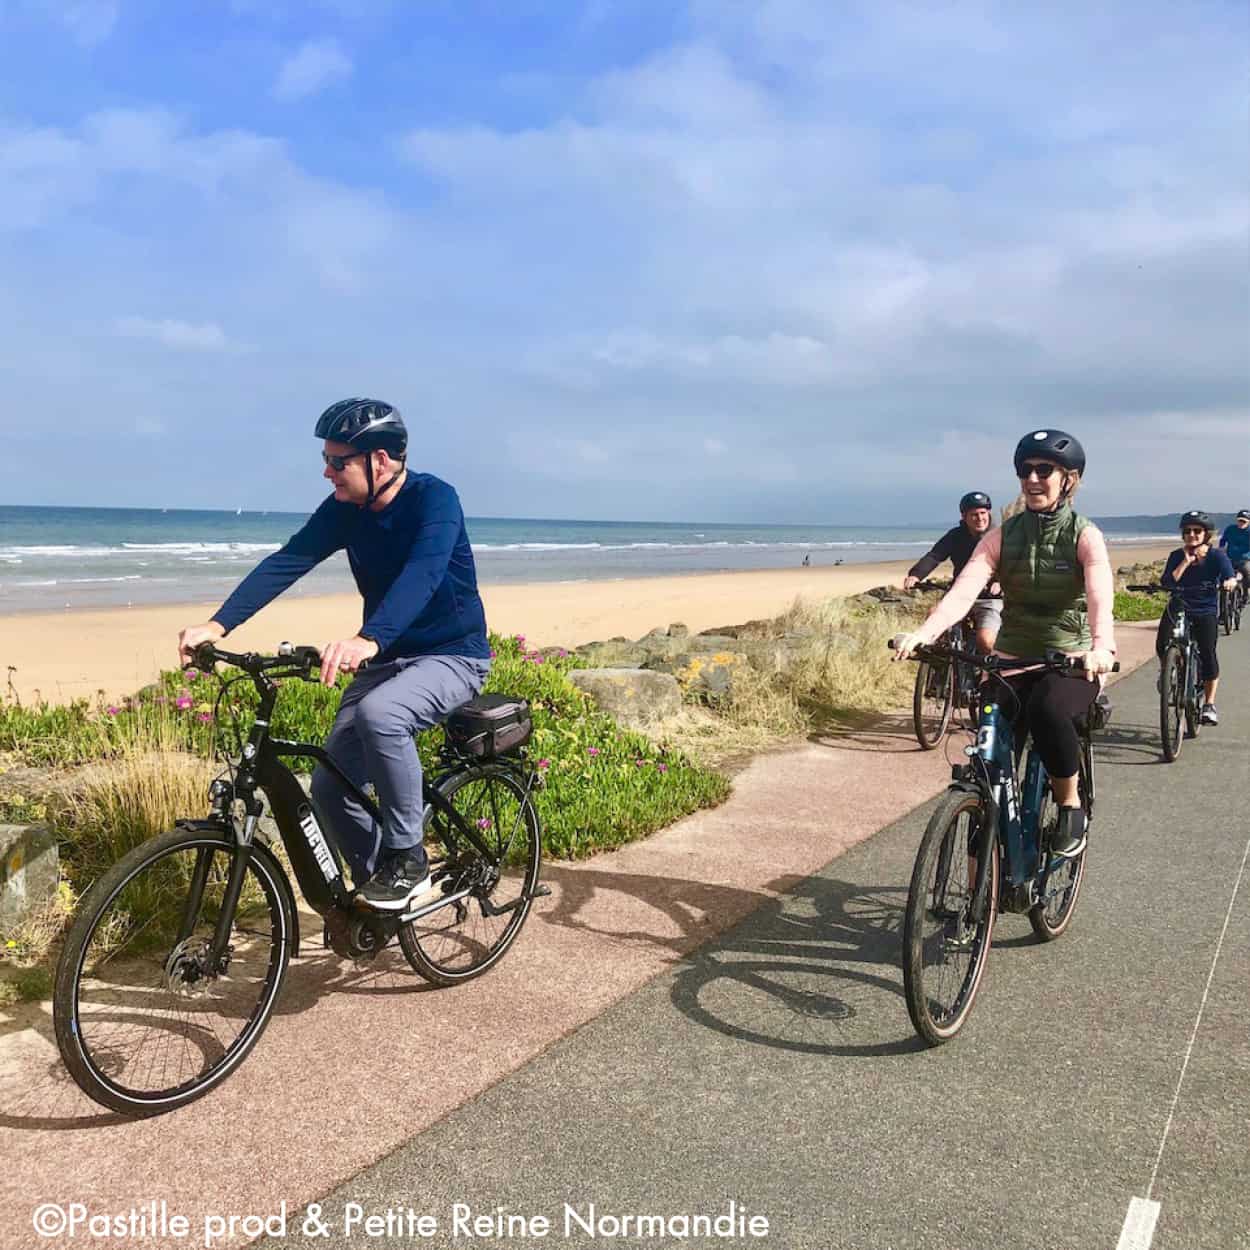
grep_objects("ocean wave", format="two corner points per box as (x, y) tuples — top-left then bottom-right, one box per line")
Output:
(0, 541), (281, 558)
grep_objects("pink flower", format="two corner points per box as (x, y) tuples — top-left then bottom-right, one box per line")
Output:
(477, 817), (493, 831)
(184, 668), (200, 681)
(587, 746), (600, 756)
(635, 758), (646, 767)
(537, 758), (550, 770)
(175, 696), (192, 710)
(657, 763), (669, 773)
(197, 712), (212, 723)
(515, 634), (526, 645)
(557, 648), (568, 657)
(105, 706), (120, 716)
(489, 649), (497, 658)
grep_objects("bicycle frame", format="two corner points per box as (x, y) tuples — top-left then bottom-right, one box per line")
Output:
(182, 650), (537, 973)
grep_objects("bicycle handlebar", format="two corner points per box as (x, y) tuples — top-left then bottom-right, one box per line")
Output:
(888, 636), (1119, 674)
(189, 640), (322, 676)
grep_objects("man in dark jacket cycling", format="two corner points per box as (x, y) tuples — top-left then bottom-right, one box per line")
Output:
(903, 492), (1002, 653)
(177, 398), (491, 914)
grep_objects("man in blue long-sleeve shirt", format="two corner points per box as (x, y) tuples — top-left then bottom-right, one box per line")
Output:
(177, 398), (490, 911)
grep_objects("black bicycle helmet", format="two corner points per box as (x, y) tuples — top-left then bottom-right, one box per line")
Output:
(1237, 509), (1250, 520)
(315, 397), (408, 507)
(1179, 510), (1213, 533)
(1013, 429), (1086, 476)
(315, 397), (407, 457)
(959, 491), (992, 514)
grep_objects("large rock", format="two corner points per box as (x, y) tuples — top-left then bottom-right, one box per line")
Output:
(0, 824), (58, 928)
(568, 668), (682, 730)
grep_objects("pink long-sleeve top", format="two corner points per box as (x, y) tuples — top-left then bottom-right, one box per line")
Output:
(915, 524), (1117, 656)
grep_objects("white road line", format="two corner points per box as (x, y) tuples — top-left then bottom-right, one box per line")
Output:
(1147, 828), (1250, 1198)
(1116, 1197), (1161, 1250)
(1116, 827), (1250, 1249)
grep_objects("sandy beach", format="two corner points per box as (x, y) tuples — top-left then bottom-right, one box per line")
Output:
(0, 546), (1174, 706)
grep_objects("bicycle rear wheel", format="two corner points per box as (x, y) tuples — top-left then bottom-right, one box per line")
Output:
(1160, 645), (1185, 761)
(902, 789), (998, 1045)
(400, 765), (541, 986)
(53, 827), (292, 1117)
(1028, 786), (1086, 941)
(913, 657), (954, 750)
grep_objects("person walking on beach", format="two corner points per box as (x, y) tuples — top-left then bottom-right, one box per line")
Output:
(903, 491), (1002, 653)
(893, 431), (1117, 859)
(176, 398), (491, 912)
(1159, 511), (1237, 726)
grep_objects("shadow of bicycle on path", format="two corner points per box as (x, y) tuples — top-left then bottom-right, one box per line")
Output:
(667, 874), (927, 1059)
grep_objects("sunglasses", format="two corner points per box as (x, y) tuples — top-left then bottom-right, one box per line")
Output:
(1181, 527), (1206, 537)
(1018, 461), (1060, 481)
(322, 450), (367, 471)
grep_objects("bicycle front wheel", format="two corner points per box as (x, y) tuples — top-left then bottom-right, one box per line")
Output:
(400, 766), (541, 986)
(913, 657), (954, 750)
(53, 827), (292, 1117)
(902, 789), (998, 1045)
(1160, 646), (1185, 762)
(1220, 594), (1232, 636)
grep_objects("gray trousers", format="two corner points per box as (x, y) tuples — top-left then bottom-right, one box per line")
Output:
(309, 653), (490, 881)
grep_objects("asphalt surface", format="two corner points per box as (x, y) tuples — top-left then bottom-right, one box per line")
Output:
(261, 636), (1250, 1250)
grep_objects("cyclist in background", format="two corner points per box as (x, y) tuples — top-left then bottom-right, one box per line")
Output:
(1218, 509), (1250, 594)
(176, 398), (491, 912)
(894, 431), (1117, 859)
(903, 491), (1002, 653)
(1160, 511), (1237, 726)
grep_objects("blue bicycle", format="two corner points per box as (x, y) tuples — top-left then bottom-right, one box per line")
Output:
(894, 641), (1116, 1045)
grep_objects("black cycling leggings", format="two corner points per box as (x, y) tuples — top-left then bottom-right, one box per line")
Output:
(1155, 611), (1219, 682)
(999, 670), (1097, 780)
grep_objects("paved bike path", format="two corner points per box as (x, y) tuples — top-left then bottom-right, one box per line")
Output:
(261, 632), (1250, 1250)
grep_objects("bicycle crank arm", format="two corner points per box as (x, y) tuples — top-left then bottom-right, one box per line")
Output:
(479, 882), (552, 917)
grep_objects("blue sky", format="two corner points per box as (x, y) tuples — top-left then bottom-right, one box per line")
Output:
(1, 0), (1247, 523)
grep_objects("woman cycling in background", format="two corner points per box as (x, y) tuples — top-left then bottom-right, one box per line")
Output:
(894, 430), (1117, 859)
(1159, 511), (1237, 726)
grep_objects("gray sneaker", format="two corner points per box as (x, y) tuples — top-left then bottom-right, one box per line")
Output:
(355, 850), (436, 912)
(1200, 703), (1218, 725)
(1050, 807), (1088, 859)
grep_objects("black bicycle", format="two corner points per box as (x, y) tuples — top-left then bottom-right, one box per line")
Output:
(911, 616), (981, 749)
(1218, 576), (1244, 635)
(901, 580), (978, 750)
(1128, 583), (1202, 761)
(53, 642), (546, 1117)
(894, 640), (1116, 1045)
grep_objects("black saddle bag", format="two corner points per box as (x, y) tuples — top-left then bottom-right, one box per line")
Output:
(445, 694), (533, 758)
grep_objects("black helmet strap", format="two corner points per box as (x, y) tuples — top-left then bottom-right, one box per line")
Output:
(361, 451), (405, 509)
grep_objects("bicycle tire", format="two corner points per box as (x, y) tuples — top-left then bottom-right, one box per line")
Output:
(399, 765), (541, 986)
(1220, 594), (1232, 636)
(1160, 645), (1185, 761)
(912, 657), (954, 750)
(902, 789), (998, 1045)
(53, 826), (292, 1117)
(1028, 785), (1087, 941)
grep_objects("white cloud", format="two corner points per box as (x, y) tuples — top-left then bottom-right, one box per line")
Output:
(272, 39), (354, 102)
(114, 317), (232, 351)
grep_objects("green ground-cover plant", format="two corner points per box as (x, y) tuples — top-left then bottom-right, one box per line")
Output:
(1113, 590), (1170, 622)
(2, 633), (728, 871)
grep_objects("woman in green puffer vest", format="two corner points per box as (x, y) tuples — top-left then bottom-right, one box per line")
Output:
(895, 430), (1118, 859)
